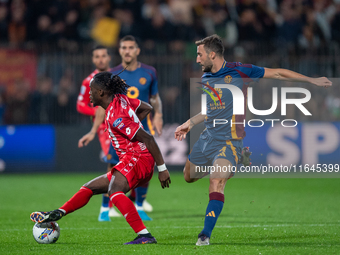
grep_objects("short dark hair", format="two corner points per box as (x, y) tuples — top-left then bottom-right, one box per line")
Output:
(92, 45), (109, 55)
(195, 34), (224, 56)
(120, 35), (139, 48)
(93, 71), (129, 97)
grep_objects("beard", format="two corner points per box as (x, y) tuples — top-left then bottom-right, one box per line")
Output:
(203, 63), (213, 72)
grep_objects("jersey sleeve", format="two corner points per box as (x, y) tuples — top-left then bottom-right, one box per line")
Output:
(112, 106), (142, 140)
(76, 78), (97, 116)
(129, 98), (141, 112)
(150, 68), (159, 96)
(250, 64), (265, 79)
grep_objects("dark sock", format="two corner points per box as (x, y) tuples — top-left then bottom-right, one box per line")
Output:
(201, 192), (224, 238)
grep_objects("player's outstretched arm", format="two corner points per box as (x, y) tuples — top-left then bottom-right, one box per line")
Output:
(150, 93), (163, 136)
(134, 128), (171, 189)
(174, 112), (206, 141)
(78, 107), (105, 148)
(136, 101), (153, 121)
(263, 68), (332, 88)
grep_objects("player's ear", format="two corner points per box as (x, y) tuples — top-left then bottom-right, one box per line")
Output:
(210, 51), (216, 60)
(99, 89), (105, 97)
(136, 47), (140, 56)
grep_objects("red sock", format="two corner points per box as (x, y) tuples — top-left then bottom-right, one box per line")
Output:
(110, 192), (146, 233)
(60, 186), (93, 215)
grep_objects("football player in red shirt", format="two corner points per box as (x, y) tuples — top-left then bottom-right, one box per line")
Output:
(77, 45), (120, 221)
(30, 71), (171, 245)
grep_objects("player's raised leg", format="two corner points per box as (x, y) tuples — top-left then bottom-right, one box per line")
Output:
(196, 158), (232, 246)
(30, 174), (110, 223)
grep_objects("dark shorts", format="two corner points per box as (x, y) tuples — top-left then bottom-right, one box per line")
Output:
(189, 130), (243, 167)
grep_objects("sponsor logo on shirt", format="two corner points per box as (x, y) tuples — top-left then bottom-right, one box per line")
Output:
(113, 118), (122, 127)
(118, 123), (125, 129)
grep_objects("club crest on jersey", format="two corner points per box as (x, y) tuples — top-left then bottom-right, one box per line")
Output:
(139, 77), (147, 85)
(224, 75), (232, 83)
(113, 118), (122, 127)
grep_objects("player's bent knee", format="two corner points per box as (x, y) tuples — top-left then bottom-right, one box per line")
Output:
(183, 168), (195, 183)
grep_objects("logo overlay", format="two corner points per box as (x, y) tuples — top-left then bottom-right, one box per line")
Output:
(197, 82), (222, 106)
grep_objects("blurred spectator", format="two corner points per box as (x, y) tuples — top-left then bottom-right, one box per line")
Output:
(63, 9), (80, 41)
(298, 25), (321, 51)
(144, 7), (176, 42)
(238, 9), (264, 41)
(0, 4), (8, 42)
(277, 1), (303, 47)
(51, 88), (77, 125)
(8, 0), (26, 46)
(331, 3), (340, 43)
(29, 77), (55, 124)
(91, 4), (120, 46)
(58, 69), (76, 95)
(113, 8), (142, 39)
(4, 79), (30, 124)
(35, 15), (53, 42)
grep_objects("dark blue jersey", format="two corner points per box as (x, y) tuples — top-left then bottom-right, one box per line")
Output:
(202, 61), (264, 140)
(111, 63), (158, 134)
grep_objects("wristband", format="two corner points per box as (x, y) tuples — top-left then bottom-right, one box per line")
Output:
(157, 164), (167, 172)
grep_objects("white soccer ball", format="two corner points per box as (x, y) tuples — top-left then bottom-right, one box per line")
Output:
(33, 222), (60, 244)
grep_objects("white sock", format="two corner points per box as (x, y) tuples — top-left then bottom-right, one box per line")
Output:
(137, 229), (149, 235)
(136, 205), (143, 211)
(100, 206), (109, 212)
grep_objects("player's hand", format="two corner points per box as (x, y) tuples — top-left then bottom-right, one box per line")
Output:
(311, 77), (332, 88)
(158, 170), (171, 189)
(78, 132), (96, 148)
(174, 120), (190, 141)
(153, 113), (163, 136)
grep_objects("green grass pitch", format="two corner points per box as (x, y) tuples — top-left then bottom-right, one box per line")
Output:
(1, 172), (339, 255)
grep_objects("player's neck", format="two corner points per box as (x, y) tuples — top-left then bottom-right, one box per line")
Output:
(211, 58), (225, 73)
(122, 60), (139, 71)
(101, 96), (114, 110)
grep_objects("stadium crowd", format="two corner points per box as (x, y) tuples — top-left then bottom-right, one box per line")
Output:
(1, 0), (340, 49)
(0, 0), (340, 125)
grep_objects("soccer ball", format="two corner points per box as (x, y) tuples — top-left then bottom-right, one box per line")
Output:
(32, 222), (60, 244)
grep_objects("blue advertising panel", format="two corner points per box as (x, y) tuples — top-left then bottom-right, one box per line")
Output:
(244, 122), (340, 166)
(0, 125), (56, 172)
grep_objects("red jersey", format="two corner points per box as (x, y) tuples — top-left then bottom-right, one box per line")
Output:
(77, 70), (99, 116)
(105, 94), (151, 158)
